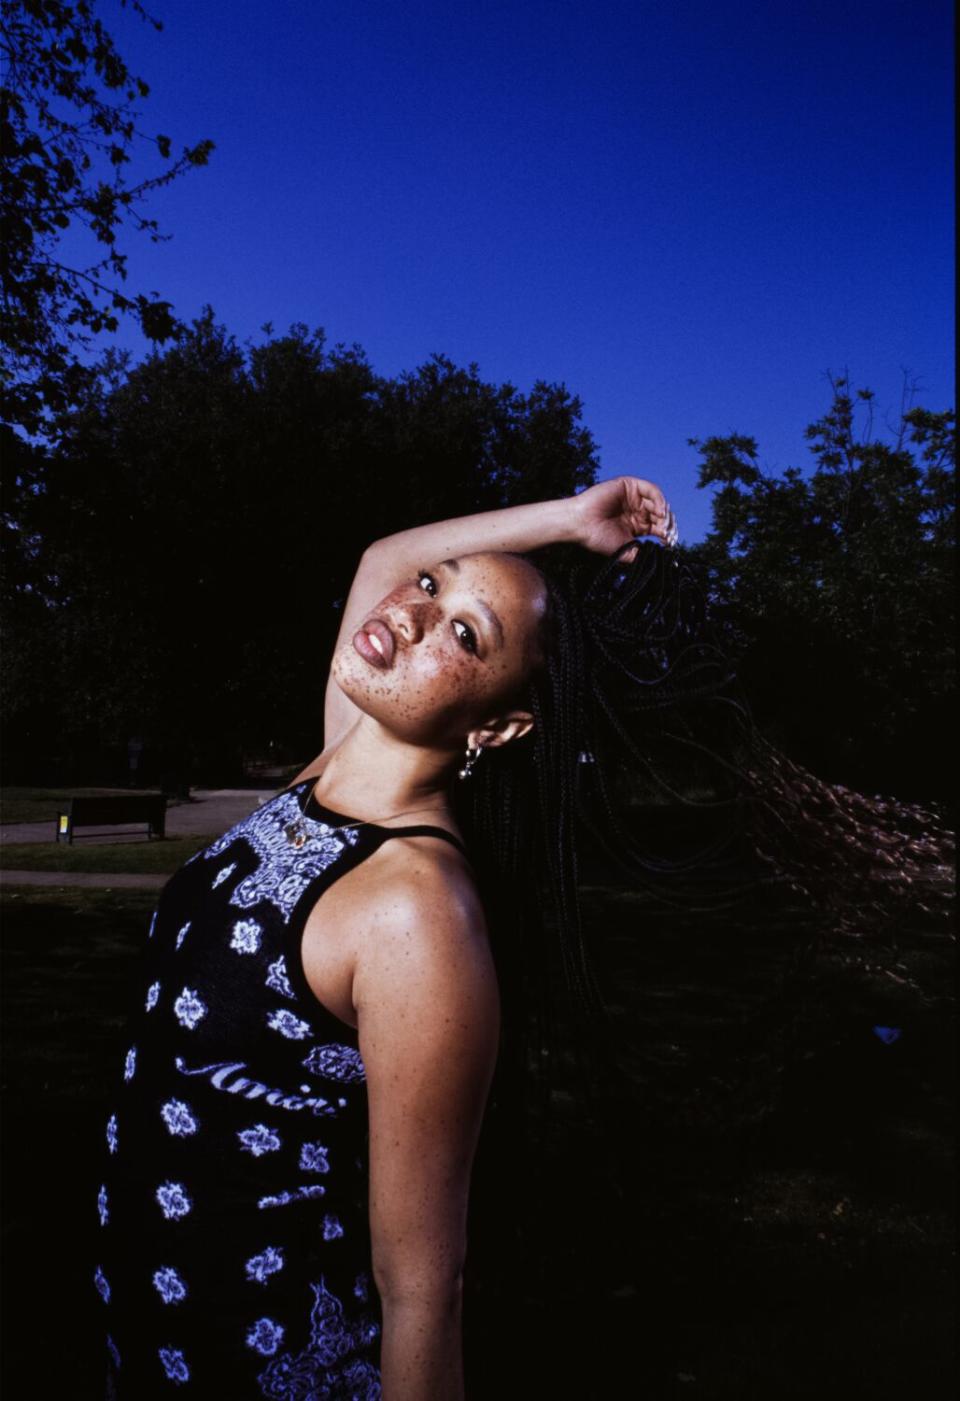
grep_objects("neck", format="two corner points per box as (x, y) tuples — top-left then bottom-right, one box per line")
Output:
(309, 717), (459, 823)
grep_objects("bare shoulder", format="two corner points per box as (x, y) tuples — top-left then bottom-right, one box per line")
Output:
(351, 840), (501, 1114)
(353, 838), (498, 1020)
(356, 845), (502, 1295)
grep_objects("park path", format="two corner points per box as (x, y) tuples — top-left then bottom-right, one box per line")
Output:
(2, 870), (168, 889)
(0, 788), (278, 890)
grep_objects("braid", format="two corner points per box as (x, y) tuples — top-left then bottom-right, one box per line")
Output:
(453, 536), (954, 1303)
(454, 529), (947, 1316)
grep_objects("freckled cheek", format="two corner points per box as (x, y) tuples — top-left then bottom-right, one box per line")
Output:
(408, 650), (475, 694)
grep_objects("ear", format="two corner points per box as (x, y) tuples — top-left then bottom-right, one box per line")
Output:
(468, 710), (535, 750)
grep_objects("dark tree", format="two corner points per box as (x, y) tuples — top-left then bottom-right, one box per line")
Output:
(0, 0), (213, 436)
(683, 372), (955, 801)
(0, 311), (601, 784)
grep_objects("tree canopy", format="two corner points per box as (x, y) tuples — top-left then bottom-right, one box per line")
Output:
(2, 324), (952, 804)
(682, 374), (955, 800)
(0, 311), (600, 785)
(0, 0), (213, 436)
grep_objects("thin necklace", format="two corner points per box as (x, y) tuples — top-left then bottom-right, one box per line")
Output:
(283, 778), (447, 850)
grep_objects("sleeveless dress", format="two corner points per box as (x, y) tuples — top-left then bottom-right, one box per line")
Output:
(92, 779), (470, 1398)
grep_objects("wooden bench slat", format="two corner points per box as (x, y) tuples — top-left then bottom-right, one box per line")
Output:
(67, 797), (166, 824)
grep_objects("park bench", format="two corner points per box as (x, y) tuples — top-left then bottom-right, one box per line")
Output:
(55, 794), (167, 844)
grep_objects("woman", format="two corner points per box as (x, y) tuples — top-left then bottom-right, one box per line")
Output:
(93, 478), (675, 1398)
(95, 476), (949, 1397)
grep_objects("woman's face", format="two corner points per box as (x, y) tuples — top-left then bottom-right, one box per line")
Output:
(330, 551), (549, 748)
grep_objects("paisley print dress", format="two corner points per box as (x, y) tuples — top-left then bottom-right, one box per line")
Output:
(93, 780), (469, 1398)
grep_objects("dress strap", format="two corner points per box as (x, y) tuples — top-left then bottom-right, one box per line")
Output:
(279, 779), (472, 863)
(376, 825), (471, 860)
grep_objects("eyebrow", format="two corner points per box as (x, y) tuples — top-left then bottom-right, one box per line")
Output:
(438, 558), (505, 650)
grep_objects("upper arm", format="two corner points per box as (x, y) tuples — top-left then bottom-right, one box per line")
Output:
(323, 542), (405, 748)
(354, 859), (501, 1300)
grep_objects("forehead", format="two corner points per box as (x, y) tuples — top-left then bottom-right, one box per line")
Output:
(440, 551), (544, 599)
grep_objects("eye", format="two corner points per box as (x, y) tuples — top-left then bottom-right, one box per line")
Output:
(416, 570), (479, 655)
(453, 620), (478, 654)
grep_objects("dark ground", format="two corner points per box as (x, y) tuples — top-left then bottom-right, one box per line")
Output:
(0, 865), (954, 1399)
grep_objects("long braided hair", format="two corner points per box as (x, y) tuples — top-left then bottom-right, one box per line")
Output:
(450, 536), (954, 1302)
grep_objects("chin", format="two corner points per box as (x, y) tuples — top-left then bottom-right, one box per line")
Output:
(330, 648), (372, 705)
(330, 648), (404, 726)
(335, 650), (463, 744)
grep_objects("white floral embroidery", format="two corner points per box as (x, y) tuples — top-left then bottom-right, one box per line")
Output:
(267, 1009), (313, 1041)
(173, 987), (207, 1030)
(155, 1181), (192, 1220)
(145, 980), (161, 1011)
(265, 956), (294, 999)
(230, 919), (262, 954)
(257, 1185), (326, 1209)
(153, 1266), (187, 1304)
(258, 1191), (297, 1209)
(301, 1043), (366, 1082)
(245, 1245), (285, 1284)
(123, 1046), (136, 1082)
(322, 1214), (344, 1240)
(158, 1345), (190, 1383)
(254, 1277), (381, 1396)
(238, 1123), (282, 1157)
(160, 1099), (198, 1137)
(147, 909), (158, 939)
(106, 1113), (118, 1154)
(246, 1317), (285, 1356)
(299, 1142), (330, 1174)
(93, 1264), (110, 1303)
(175, 921), (191, 950)
(97, 1183), (108, 1226)
(211, 861), (237, 889)
(202, 788), (359, 922)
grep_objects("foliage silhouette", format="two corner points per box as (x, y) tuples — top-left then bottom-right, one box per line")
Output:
(1, 310), (599, 783)
(1, 0), (214, 435)
(682, 372), (954, 801)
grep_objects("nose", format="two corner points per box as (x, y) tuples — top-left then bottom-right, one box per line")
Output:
(390, 600), (427, 644)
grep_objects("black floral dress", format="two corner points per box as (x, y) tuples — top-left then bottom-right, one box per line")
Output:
(92, 780), (469, 1398)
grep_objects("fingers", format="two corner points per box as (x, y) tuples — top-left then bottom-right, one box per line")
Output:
(622, 475), (668, 521)
(622, 476), (679, 547)
(647, 500), (679, 548)
(649, 500), (678, 542)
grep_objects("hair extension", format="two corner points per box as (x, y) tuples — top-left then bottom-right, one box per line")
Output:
(452, 537), (954, 1300)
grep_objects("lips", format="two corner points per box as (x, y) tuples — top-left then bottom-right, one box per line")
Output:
(353, 617), (395, 669)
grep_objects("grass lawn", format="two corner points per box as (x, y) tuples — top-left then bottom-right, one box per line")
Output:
(0, 835), (209, 874)
(1, 875), (954, 1398)
(0, 786), (187, 824)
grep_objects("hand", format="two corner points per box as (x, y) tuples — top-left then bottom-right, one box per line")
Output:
(571, 476), (678, 560)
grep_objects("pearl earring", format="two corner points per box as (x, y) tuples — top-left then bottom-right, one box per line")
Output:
(457, 743), (483, 781)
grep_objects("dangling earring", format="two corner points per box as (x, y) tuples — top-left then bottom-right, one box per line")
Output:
(457, 742), (483, 781)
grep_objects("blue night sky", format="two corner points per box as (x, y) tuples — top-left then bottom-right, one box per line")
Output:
(69, 0), (954, 544)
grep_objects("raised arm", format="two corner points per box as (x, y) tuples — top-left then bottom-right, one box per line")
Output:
(316, 479), (671, 751)
(354, 854), (500, 1401)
